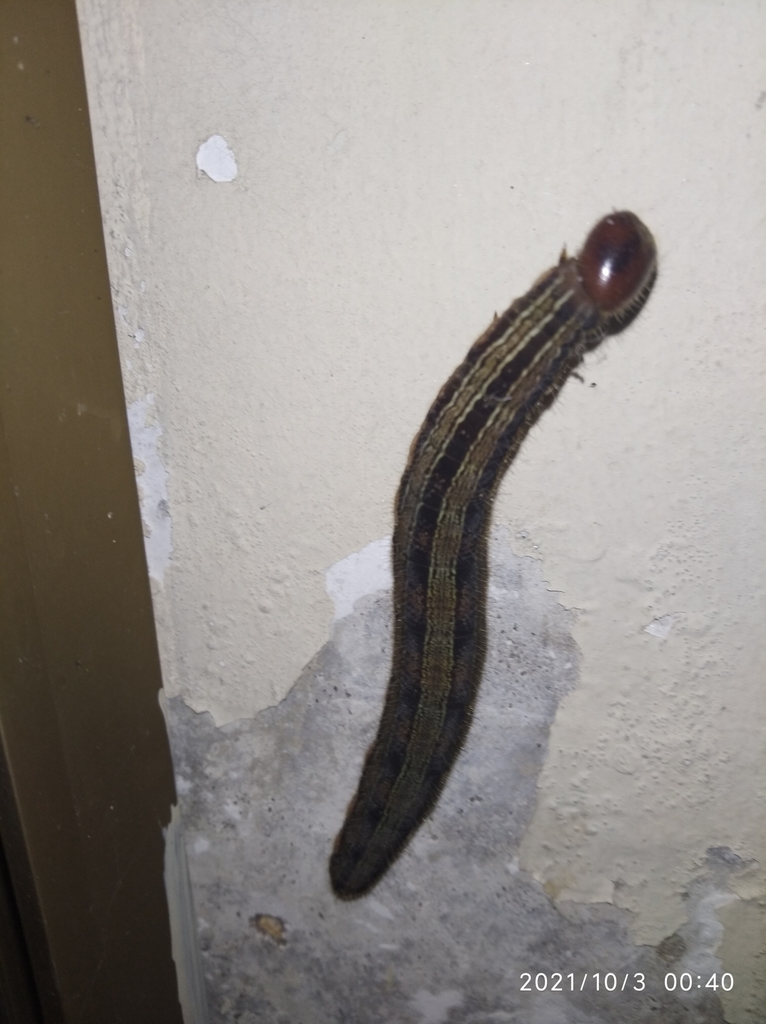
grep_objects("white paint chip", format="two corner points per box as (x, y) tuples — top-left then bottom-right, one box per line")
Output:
(644, 614), (674, 640)
(325, 537), (392, 620)
(410, 989), (464, 1024)
(368, 898), (395, 921)
(222, 800), (242, 822)
(196, 135), (238, 182)
(127, 393), (173, 582)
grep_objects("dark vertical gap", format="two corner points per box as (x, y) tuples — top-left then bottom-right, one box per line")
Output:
(0, 828), (45, 1024)
(0, 1), (186, 1021)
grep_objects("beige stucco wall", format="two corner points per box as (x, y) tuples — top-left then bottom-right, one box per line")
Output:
(78, 1), (764, 1016)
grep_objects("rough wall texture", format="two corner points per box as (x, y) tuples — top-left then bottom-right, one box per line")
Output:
(167, 536), (739, 1022)
(75, 2), (765, 1019)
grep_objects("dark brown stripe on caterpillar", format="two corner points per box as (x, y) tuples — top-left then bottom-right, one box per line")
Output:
(330, 212), (657, 899)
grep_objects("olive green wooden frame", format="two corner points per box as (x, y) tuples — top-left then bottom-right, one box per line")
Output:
(0, 2), (184, 1020)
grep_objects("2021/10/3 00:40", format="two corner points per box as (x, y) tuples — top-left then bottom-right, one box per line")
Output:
(519, 972), (734, 994)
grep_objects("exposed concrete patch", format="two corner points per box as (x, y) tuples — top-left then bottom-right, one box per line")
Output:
(165, 531), (725, 1022)
(716, 895), (766, 1024)
(163, 804), (211, 1024)
(658, 847), (764, 1024)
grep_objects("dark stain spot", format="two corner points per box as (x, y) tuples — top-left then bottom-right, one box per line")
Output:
(657, 933), (686, 963)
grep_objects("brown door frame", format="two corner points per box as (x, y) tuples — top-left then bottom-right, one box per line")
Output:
(0, 2), (184, 1020)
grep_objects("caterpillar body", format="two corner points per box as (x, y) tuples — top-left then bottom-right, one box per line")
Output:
(330, 212), (657, 899)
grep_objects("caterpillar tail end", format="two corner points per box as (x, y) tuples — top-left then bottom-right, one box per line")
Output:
(329, 822), (396, 899)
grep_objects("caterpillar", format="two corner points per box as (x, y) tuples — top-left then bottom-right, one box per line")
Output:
(330, 211), (657, 899)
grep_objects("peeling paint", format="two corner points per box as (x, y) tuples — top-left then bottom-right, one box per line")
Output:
(127, 393), (172, 582)
(165, 532), (728, 1021)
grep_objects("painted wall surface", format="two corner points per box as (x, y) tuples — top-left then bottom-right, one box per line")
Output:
(77, 2), (765, 1021)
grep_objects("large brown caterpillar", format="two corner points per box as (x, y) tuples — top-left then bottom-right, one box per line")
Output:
(330, 212), (657, 899)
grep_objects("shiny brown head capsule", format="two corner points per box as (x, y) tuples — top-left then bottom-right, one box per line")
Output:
(577, 211), (657, 326)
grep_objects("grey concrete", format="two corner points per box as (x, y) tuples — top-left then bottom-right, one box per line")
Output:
(166, 534), (726, 1022)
